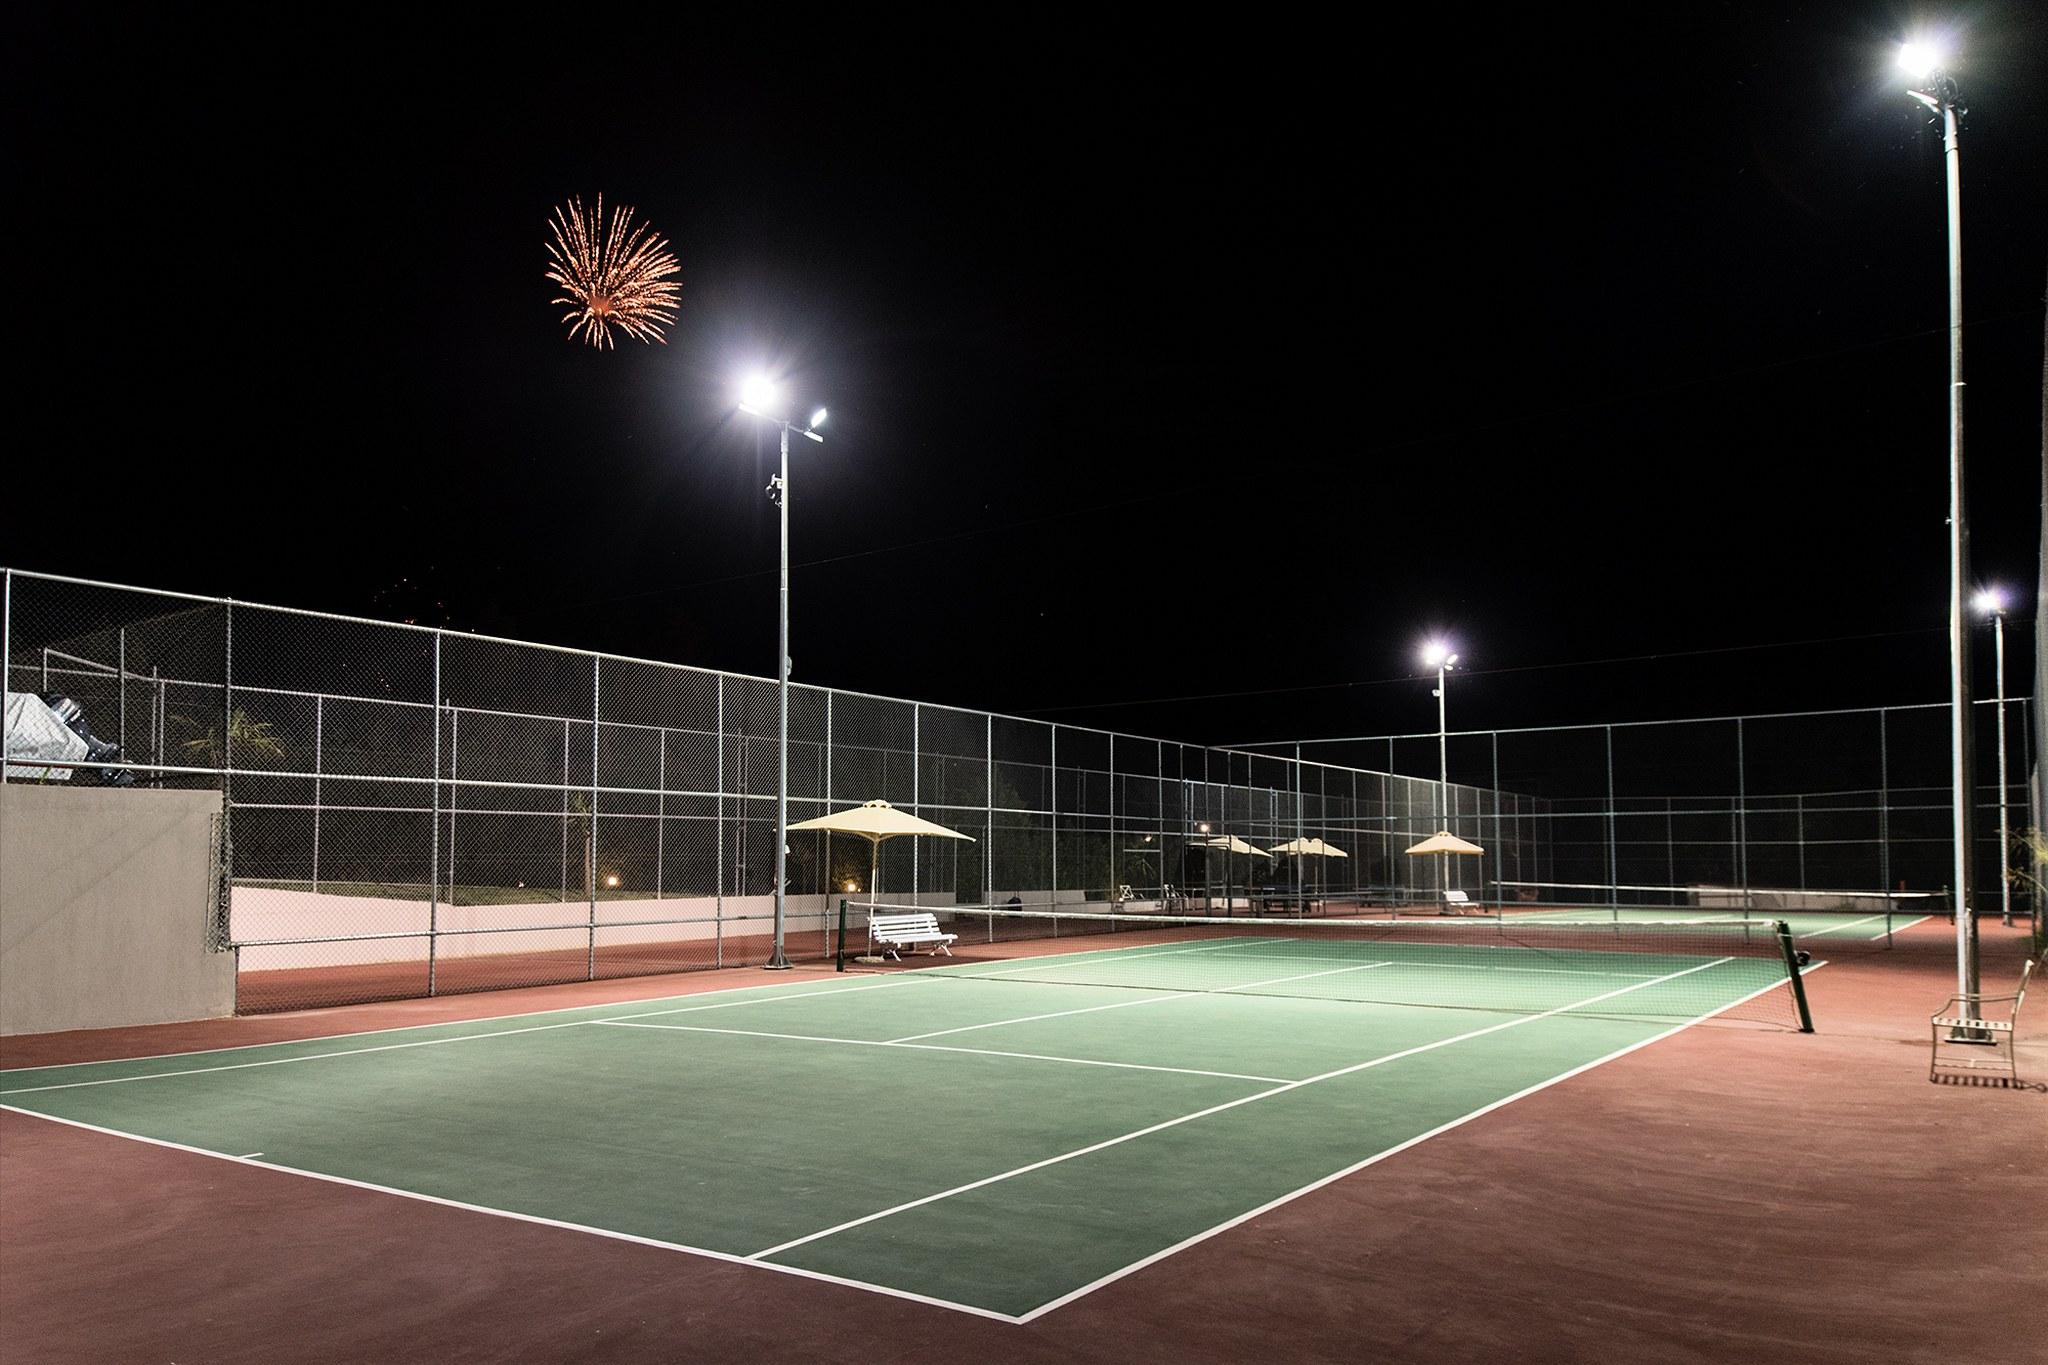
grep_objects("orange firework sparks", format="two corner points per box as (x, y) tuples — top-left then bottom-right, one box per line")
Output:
(544, 194), (682, 348)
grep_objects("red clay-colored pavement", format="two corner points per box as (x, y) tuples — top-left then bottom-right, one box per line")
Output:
(4, 921), (2042, 1364)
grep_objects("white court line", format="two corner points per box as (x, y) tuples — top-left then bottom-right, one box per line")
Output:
(0, 972), (908, 1076)
(1869, 915), (1931, 941)
(1797, 911), (1891, 936)
(1014, 960), (1829, 1322)
(0, 1106), (1024, 1325)
(237, 1151), (263, 1159)
(0, 979), (922, 1097)
(889, 960), (1394, 1043)
(595, 1021), (1292, 1085)
(746, 956), (1735, 1261)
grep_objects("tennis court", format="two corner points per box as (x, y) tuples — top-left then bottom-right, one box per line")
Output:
(0, 916), (1812, 1322)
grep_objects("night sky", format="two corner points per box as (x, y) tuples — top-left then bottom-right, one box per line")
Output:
(8, 4), (2043, 749)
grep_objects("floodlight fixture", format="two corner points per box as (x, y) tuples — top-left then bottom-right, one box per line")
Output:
(1897, 38), (1947, 82)
(809, 407), (828, 429)
(1972, 587), (2005, 616)
(739, 374), (779, 414)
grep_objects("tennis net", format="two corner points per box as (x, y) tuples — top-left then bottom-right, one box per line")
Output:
(1491, 881), (1946, 944)
(838, 903), (1814, 1030)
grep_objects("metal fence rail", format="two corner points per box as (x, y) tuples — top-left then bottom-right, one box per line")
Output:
(2, 569), (1537, 1011)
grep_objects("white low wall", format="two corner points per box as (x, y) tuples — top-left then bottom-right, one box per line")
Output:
(227, 887), (1117, 971)
(1, 785), (236, 1035)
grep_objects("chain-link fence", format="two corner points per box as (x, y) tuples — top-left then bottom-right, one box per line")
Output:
(3, 569), (1538, 1011)
(1250, 699), (2039, 925)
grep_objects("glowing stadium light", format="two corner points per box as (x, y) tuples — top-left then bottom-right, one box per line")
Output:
(809, 407), (828, 430)
(1971, 588), (2005, 616)
(1897, 38), (1948, 82)
(1420, 639), (1452, 668)
(739, 374), (779, 414)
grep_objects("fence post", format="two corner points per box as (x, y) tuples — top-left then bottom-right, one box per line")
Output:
(428, 631), (441, 996)
(1604, 725), (1617, 906)
(221, 601), (235, 961)
(446, 709), (459, 905)
(560, 718), (571, 905)
(715, 675), (724, 968)
(588, 654), (600, 981)
(912, 702), (921, 900)
(3, 569), (11, 785)
(1736, 718), (1750, 911)
(1879, 708), (1892, 894)
(311, 694), (323, 892)
(1049, 724), (1059, 912)
(986, 714), (995, 910)
(656, 727), (665, 901)
(1492, 732), (1503, 910)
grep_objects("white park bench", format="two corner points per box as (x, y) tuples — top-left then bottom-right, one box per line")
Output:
(1930, 953), (2038, 1087)
(869, 911), (957, 960)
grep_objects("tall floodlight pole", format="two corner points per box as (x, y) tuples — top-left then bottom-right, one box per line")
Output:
(1899, 38), (1980, 1014)
(1422, 640), (1459, 907)
(740, 377), (827, 970)
(1975, 589), (2012, 926)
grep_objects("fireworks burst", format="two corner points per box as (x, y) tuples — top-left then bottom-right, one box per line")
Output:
(544, 194), (682, 348)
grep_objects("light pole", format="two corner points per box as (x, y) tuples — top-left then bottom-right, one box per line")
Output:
(739, 376), (827, 970)
(1898, 36), (1981, 1014)
(1422, 639), (1458, 907)
(1974, 588), (2012, 926)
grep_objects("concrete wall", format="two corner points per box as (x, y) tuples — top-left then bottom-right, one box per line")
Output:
(1, 786), (235, 1035)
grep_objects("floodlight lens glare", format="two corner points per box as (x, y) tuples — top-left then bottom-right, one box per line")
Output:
(809, 407), (828, 429)
(1973, 589), (2005, 615)
(1421, 641), (1449, 667)
(1897, 39), (1944, 79)
(740, 375), (778, 410)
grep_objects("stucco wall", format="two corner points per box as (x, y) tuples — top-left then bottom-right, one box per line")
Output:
(1, 785), (235, 1035)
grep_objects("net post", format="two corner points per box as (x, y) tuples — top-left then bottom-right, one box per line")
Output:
(835, 897), (848, 973)
(1775, 920), (1814, 1033)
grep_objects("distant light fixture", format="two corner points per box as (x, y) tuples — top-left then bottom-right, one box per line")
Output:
(1198, 822), (1211, 834)
(809, 407), (828, 429)
(604, 873), (620, 889)
(844, 880), (859, 893)
(739, 374), (779, 414)
(1421, 639), (1454, 669)
(1972, 588), (2006, 616)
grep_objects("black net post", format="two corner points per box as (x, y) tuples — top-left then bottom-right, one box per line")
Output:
(1776, 920), (1814, 1033)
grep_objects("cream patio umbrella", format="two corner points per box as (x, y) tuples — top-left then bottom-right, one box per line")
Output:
(787, 800), (975, 912)
(1269, 836), (1350, 912)
(1404, 831), (1484, 912)
(1197, 834), (1270, 913)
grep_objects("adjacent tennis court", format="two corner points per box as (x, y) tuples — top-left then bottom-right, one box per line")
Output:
(0, 920), (1814, 1321)
(1500, 905), (1938, 942)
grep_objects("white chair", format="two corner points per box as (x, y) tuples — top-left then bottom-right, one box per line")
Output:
(1930, 954), (2039, 1086)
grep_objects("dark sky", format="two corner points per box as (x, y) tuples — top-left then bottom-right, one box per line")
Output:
(7, 3), (2043, 748)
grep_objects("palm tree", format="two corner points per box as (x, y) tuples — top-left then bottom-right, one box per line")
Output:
(176, 708), (288, 769)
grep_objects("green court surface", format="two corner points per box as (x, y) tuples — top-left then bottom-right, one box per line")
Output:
(1502, 906), (1934, 941)
(0, 935), (1805, 1321)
